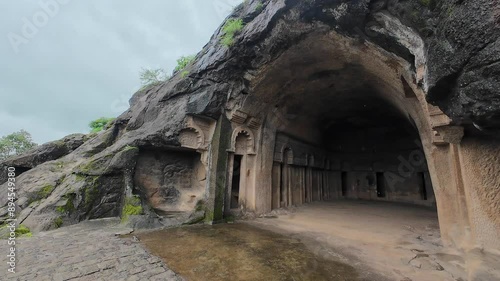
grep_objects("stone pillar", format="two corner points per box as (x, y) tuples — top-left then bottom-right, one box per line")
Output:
(458, 135), (500, 280)
(205, 116), (232, 223)
(427, 126), (469, 247)
(271, 162), (281, 210)
(224, 152), (235, 216)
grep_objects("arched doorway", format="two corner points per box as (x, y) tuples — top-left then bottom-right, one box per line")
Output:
(225, 127), (256, 213)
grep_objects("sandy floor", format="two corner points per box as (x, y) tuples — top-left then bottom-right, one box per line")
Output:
(249, 200), (466, 281)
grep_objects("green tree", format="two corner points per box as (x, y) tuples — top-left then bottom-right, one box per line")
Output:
(0, 130), (37, 160)
(89, 117), (115, 133)
(139, 68), (169, 89)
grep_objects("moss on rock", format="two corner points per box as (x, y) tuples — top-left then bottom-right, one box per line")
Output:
(84, 176), (100, 210)
(56, 193), (76, 214)
(121, 196), (143, 222)
(38, 184), (55, 198)
(28, 184), (56, 205)
(54, 217), (63, 228)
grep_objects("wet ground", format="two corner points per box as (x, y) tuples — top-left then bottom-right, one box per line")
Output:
(136, 223), (359, 281)
(0, 218), (183, 280)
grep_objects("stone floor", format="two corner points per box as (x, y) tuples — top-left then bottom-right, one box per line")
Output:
(250, 200), (466, 281)
(0, 218), (184, 281)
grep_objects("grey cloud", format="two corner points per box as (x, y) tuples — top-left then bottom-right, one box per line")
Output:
(0, 0), (240, 143)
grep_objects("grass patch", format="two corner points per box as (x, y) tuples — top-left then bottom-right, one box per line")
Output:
(221, 18), (244, 47)
(0, 223), (30, 239)
(16, 224), (32, 238)
(121, 196), (143, 222)
(181, 70), (190, 78)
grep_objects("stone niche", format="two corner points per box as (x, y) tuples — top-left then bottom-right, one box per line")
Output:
(133, 149), (206, 215)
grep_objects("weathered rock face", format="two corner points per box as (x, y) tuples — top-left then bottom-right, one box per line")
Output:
(0, 133), (86, 185)
(1, 1), (499, 277)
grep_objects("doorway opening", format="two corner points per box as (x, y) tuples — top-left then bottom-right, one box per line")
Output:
(230, 155), (243, 209)
(341, 172), (348, 197)
(376, 172), (386, 198)
(419, 172), (428, 200)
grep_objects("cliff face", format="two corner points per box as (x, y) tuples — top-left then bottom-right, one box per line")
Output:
(0, 0), (498, 232)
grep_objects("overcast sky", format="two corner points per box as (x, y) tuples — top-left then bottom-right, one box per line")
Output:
(0, 0), (242, 144)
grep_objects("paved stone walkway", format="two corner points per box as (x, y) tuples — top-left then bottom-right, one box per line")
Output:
(0, 218), (184, 281)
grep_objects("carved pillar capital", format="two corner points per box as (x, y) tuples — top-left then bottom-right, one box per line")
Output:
(432, 126), (464, 145)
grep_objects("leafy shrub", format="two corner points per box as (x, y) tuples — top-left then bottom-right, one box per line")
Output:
(174, 55), (195, 72)
(89, 117), (115, 133)
(221, 18), (244, 47)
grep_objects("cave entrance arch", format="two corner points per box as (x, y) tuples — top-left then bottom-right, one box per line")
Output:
(227, 32), (475, 249)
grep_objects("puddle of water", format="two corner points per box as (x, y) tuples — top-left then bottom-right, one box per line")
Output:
(136, 223), (359, 281)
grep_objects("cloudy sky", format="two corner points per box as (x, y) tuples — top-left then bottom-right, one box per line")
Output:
(0, 0), (242, 144)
